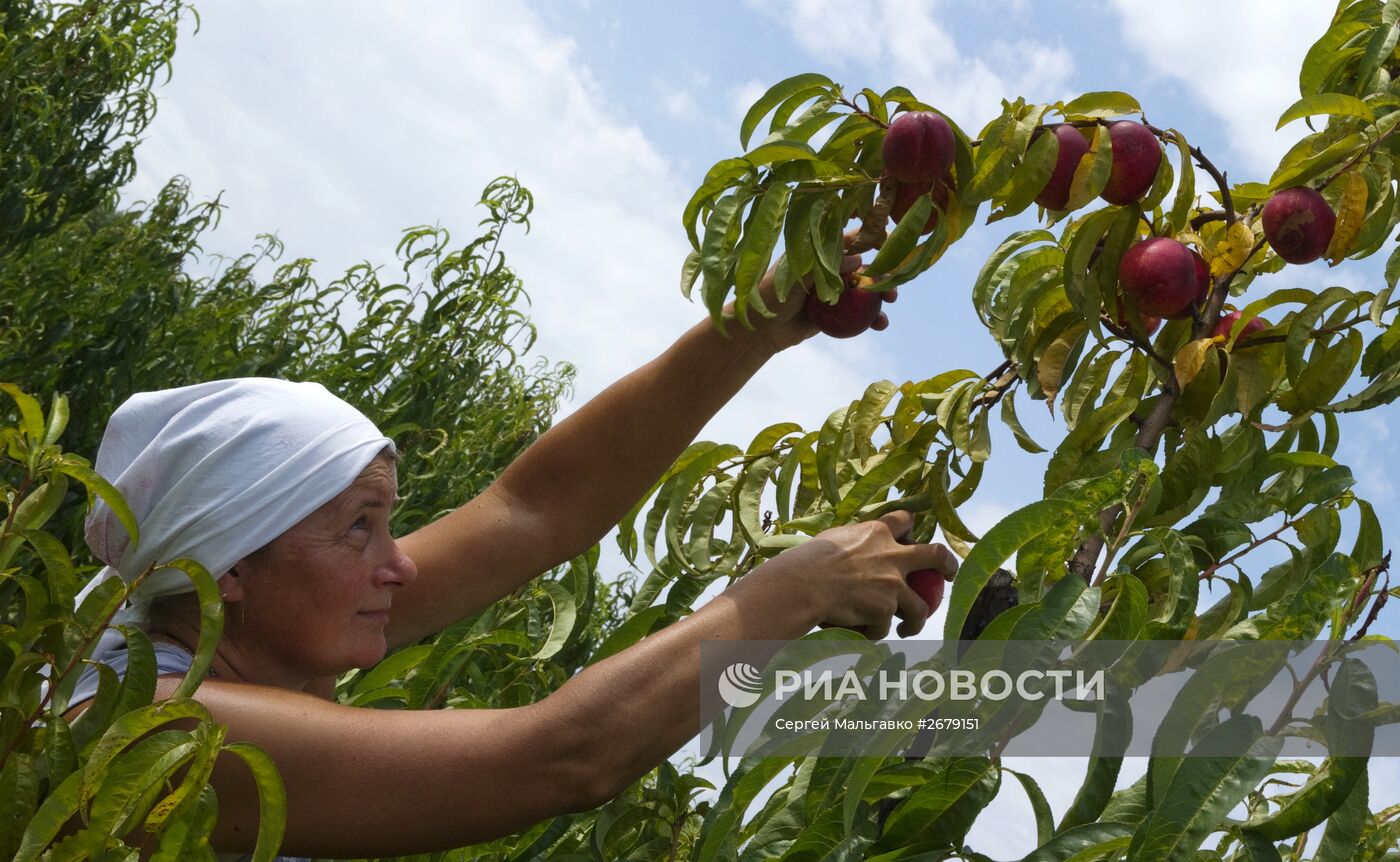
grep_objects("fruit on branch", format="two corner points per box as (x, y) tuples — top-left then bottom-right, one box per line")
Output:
(885, 173), (953, 234)
(804, 280), (882, 338)
(1112, 297), (1161, 335)
(1118, 237), (1199, 317)
(883, 111), (955, 184)
(907, 569), (948, 619)
(1034, 124), (1091, 210)
(1212, 310), (1269, 341)
(1099, 121), (1162, 206)
(1164, 248), (1211, 320)
(1262, 187), (1336, 264)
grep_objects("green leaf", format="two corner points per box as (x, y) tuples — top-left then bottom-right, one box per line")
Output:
(1243, 757), (1367, 841)
(221, 742), (288, 862)
(80, 699), (211, 808)
(588, 605), (673, 665)
(965, 111), (1020, 203)
(865, 194), (931, 278)
(1058, 697), (1132, 831)
(989, 128), (1060, 223)
(1006, 769), (1055, 846)
(699, 193), (746, 332)
(1313, 762), (1369, 861)
(743, 141), (820, 167)
(732, 183), (790, 327)
(41, 393), (69, 447)
(1355, 4), (1400, 95)
(680, 249), (702, 299)
(833, 451), (919, 525)
(530, 581), (577, 660)
(1064, 124), (1113, 211)
(875, 758), (999, 849)
(1167, 130), (1195, 234)
(1020, 823), (1133, 862)
(1129, 715), (1283, 862)
(57, 461), (139, 551)
(151, 559), (223, 700)
(740, 73), (833, 150)
(1001, 388), (1047, 454)
(694, 758), (795, 862)
(1275, 93), (1375, 129)
(943, 498), (1074, 640)
(1061, 91), (1143, 118)
(0, 383), (45, 442)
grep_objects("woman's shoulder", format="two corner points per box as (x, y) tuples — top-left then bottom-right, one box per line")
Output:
(66, 638), (198, 712)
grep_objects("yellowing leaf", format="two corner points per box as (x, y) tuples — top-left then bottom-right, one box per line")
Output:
(1174, 338), (1216, 388)
(1037, 328), (1081, 402)
(1209, 221), (1256, 277)
(1326, 170), (1368, 265)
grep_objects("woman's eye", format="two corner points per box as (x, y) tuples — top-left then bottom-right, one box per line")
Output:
(352, 516), (369, 531)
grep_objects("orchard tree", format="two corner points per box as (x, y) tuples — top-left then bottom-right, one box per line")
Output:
(587, 1), (1400, 858)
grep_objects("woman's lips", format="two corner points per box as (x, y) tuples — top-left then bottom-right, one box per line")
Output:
(357, 609), (391, 624)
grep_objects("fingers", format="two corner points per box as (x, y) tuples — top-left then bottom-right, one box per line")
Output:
(876, 510), (915, 543)
(871, 313), (889, 331)
(882, 287), (898, 303)
(899, 541), (960, 579)
(840, 253), (863, 276)
(895, 580), (930, 630)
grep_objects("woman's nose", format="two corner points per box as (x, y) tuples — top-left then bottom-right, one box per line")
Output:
(376, 539), (419, 587)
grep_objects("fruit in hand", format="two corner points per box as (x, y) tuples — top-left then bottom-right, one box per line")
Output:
(1118, 237), (1199, 317)
(1100, 121), (1162, 206)
(883, 111), (955, 184)
(1212, 310), (1269, 341)
(1034, 124), (1091, 210)
(885, 173), (952, 234)
(1262, 187), (1336, 264)
(907, 569), (948, 620)
(805, 283), (882, 338)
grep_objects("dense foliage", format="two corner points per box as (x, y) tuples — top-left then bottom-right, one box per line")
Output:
(5, 0), (1400, 859)
(601, 0), (1400, 858)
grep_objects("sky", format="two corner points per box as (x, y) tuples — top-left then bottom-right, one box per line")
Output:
(121, 0), (1399, 855)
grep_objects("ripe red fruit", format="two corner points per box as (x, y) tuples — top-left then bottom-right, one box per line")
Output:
(1262, 187), (1336, 264)
(1100, 121), (1162, 206)
(883, 112), (955, 184)
(907, 569), (947, 620)
(804, 284), (882, 338)
(1034, 124), (1091, 210)
(1165, 248), (1211, 320)
(885, 173), (952, 234)
(1212, 310), (1269, 341)
(1118, 237), (1199, 317)
(1112, 297), (1161, 335)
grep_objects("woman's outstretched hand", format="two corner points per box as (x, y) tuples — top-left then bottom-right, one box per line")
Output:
(722, 229), (898, 353)
(756, 510), (958, 640)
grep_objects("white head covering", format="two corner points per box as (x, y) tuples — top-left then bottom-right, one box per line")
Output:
(75, 377), (396, 663)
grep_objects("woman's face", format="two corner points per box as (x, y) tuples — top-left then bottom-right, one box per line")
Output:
(228, 452), (418, 680)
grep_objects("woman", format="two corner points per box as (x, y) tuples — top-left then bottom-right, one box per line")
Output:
(67, 255), (957, 858)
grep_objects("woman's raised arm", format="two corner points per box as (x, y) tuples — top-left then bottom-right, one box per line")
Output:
(152, 512), (949, 858)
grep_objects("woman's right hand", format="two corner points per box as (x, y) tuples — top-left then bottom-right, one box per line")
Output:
(760, 510), (958, 639)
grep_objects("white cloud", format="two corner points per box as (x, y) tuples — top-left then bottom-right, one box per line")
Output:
(127, 0), (899, 438)
(1105, 0), (1333, 178)
(743, 0), (1075, 131)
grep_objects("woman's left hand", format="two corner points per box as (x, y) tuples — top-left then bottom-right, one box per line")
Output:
(723, 230), (898, 353)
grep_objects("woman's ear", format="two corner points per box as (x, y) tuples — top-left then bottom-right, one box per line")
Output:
(219, 569), (246, 603)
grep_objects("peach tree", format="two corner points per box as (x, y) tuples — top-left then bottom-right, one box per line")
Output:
(596, 1), (1400, 859)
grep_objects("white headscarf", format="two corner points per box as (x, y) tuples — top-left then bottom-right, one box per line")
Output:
(75, 377), (396, 664)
